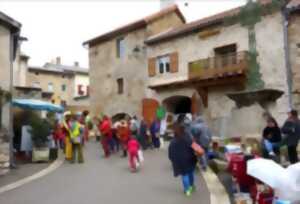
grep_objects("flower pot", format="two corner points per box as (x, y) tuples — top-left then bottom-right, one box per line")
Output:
(32, 147), (50, 162)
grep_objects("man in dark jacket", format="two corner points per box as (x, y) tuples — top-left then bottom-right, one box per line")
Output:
(282, 110), (300, 164)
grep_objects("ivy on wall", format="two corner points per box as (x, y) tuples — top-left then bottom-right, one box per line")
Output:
(224, 0), (284, 90)
(0, 88), (12, 105)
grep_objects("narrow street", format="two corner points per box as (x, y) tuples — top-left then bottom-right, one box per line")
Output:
(0, 142), (210, 204)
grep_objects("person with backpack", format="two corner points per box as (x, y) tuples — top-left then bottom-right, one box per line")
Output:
(168, 121), (204, 197)
(190, 115), (212, 171)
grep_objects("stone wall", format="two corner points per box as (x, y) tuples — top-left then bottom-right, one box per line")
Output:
(89, 28), (148, 117)
(88, 12), (184, 118)
(147, 12), (289, 137)
(288, 12), (300, 109)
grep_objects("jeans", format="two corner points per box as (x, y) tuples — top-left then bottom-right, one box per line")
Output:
(288, 145), (299, 164)
(181, 171), (194, 192)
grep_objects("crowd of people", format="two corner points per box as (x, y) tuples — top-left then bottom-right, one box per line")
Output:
(49, 108), (300, 197)
(262, 109), (300, 164)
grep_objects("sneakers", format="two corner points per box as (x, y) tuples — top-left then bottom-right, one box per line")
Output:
(184, 186), (196, 197)
(184, 189), (192, 197)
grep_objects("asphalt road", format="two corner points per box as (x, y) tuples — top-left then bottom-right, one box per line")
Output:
(0, 142), (210, 204)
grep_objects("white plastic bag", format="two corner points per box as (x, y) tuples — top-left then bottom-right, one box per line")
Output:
(138, 150), (144, 163)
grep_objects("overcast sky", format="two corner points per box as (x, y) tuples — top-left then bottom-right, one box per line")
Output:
(0, 0), (246, 68)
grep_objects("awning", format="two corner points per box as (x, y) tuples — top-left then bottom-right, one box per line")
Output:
(12, 99), (64, 112)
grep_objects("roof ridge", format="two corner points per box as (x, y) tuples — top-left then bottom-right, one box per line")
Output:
(83, 4), (185, 46)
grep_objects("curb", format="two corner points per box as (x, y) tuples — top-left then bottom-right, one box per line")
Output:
(202, 167), (231, 204)
(0, 157), (64, 194)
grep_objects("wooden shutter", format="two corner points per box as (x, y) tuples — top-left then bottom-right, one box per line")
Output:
(170, 52), (179, 73)
(148, 57), (156, 77)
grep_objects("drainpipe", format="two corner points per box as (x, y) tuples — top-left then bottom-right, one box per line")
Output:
(9, 31), (19, 169)
(282, 8), (293, 109)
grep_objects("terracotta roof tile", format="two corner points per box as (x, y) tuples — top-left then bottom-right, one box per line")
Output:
(83, 4), (185, 47)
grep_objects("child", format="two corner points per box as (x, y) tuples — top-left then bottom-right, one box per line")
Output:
(127, 136), (140, 172)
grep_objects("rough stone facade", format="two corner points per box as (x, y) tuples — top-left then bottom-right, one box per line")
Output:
(147, 12), (289, 137)
(288, 11), (300, 109)
(88, 10), (185, 118)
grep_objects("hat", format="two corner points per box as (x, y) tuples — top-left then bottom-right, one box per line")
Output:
(63, 111), (71, 117)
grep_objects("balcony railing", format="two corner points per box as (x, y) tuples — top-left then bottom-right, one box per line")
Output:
(188, 51), (248, 80)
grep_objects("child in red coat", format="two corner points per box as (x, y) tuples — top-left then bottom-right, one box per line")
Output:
(127, 137), (140, 172)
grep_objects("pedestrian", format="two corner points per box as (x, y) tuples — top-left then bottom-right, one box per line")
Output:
(282, 109), (300, 164)
(160, 117), (167, 148)
(190, 115), (212, 171)
(262, 117), (282, 161)
(62, 111), (72, 161)
(127, 136), (141, 172)
(138, 119), (148, 150)
(70, 115), (84, 163)
(99, 115), (113, 158)
(117, 120), (131, 157)
(81, 110), (92, 143)
(130, 116), (139, 137)
(168, 122), (198, 197)
(53, 120), (65, 150)
(150, 119), (160, 149)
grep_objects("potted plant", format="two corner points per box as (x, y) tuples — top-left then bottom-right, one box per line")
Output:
(29, 113), (51, 162)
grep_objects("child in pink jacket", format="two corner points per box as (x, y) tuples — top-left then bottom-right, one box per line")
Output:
(127, 137), (140, 172)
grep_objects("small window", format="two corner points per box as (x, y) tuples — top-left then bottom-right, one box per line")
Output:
(48, 82), (54, 92)
(35, 72), (39, 75)
(78, 85), (84, 96)
(117, 78), (124, 94)
(32, 82), (40, 88)
(156, 55), (170, 74)
(61, 84), (66, 91)
(116, 37), (125, 58)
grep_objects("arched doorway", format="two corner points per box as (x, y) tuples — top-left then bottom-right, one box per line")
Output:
(163, 96), (192, 114)
(111, 113), (130, 123)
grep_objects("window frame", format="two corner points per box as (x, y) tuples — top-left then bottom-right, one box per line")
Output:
(116, 37), (125, 59)
(48, 82), (54, 92)
(117, 78), (124, 95)
(156, 55), (170, 75)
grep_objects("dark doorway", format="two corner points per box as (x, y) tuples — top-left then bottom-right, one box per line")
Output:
(163, 96), (191, 114)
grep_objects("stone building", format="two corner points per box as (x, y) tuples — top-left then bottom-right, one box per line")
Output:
(26, 57), (90, 108)
(85, 1), (300, 137)
(0, 11), (21, 171)
(84, 5), (185, 118)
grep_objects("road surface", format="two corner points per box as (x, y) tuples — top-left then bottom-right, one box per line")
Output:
(0, 142), (210, 204)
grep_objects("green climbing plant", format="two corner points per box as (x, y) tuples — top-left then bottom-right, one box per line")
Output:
(224, 0), (284, 90)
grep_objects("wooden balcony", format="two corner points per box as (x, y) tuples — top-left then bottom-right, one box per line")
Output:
(188, 51), (248, 81)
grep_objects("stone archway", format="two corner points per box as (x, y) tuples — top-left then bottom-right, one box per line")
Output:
(162, 95), (192, 114)
(111, 113), (130, 123)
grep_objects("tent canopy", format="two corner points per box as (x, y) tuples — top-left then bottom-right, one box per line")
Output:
(12, 99), (64, 112)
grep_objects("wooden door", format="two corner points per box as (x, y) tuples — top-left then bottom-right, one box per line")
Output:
(142, 98), (159, 127)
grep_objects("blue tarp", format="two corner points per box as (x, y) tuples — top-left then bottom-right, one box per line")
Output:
(12, 99), (64, 112)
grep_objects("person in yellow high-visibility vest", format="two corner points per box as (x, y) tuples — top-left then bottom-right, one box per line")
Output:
(70, 115), (84, 163)
(62, 111), (72, 161)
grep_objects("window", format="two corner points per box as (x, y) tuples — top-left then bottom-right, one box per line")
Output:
(35, 72), (39, 75)
(156, 55), (170, 74)
(78, 85), (84, 96)
(48, 83), (54, 92)
(61, 84), (66, 91)
(117, 78), (124, 94)
(32, 82), (40, 88)
(116, 37), (125, 58)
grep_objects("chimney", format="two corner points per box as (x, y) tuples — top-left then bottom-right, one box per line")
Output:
(56, 57), (61, 65)
(74, 61), (79, 67)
